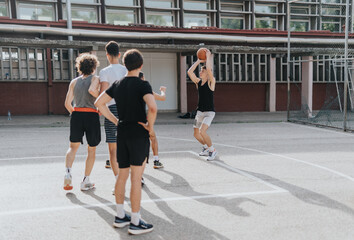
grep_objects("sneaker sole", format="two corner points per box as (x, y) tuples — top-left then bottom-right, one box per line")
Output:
(128, 227), (154, 235)
(80, 185), (95, 191)
(153, 165), (164, 169)
(199, 153), (209, 156)
(113, 221), (130, 228)
(63, 184), (73, 191)
(207, 152), (218, 161)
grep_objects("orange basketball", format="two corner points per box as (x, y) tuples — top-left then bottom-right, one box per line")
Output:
(197, 48), (207, 60)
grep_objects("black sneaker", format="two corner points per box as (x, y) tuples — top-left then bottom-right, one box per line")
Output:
(105, 160), (111, 168)
(128, 220), (153, 235)
(113, 213), (131, 228)
(141, 177), (145, 186)
(153, 160), (164, 169)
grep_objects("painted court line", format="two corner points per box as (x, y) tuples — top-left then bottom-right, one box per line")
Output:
(159, 136), (354, 183)
(0, 190), (286, 217)
(0, 154), (109, 161)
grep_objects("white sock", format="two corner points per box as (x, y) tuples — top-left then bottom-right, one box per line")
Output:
(83, 176), (89, 182)
(65, 168), (71, 175)
(116, 204), (125, 218)
(203, 144), (208, 149)
(208, 146), (215, 152)
(153, 155), (159, 161)
(131, 212), (140, 226)
(115, 174), (118, 180)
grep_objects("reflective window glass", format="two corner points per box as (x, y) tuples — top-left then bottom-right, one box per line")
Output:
(105, 0), (137, 6)
(221, 17), (243, 29)
(255, 4), (277, 14)
(63, 5), (98, 23)
(184, 0), (210, 10)
(146, 0), (174, 8)
(18, 3), (55, 21)
(184, 13), (210, 27)
(106, 9), (136, 25)
(255, 17), (276, 28)
(0, 0), (9, 17)
(146, 11), (174, 26)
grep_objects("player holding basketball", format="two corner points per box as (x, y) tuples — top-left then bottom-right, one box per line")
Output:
(187, 49), (217, 161)
(63, 53), (101, 191)
(95, 49), (156, 235)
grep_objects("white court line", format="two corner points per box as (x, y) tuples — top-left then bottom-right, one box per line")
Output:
(0, 154), (108, 161)
(282, 122), (354, 137)
(0, 189), (286, 217)
(159, 136), (354, 183)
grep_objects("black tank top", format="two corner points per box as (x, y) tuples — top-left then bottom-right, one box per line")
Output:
(197, 80), (215, 112)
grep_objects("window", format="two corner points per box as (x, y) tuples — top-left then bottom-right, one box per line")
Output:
(184, 0), (210, 10)
(291, 19), (309, 31)
(0, 47), (46, 82)
(291, 6), (310, 15)
(146, 11), (174, 26)
(321, 6), (341, 16)
(255, 4), (277, 14)
(221, 16), (243, 29)
(220, 1), (243, 12)
(106, 9), (136, 25)
(17, 2), (55, 21)
(184, 13), (210, 27)
(62, 0), (100, 23)
(146, 0), (175, 8)
(322, 17), (341, 32)
(0, 0), (9, 17)
(52, 49), (79, 82)
(105, 0), (137, 7)
(255, 17), (276, 29)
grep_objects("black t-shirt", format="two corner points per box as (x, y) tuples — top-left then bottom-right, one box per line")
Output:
(105, 76), (153, 137)
(197, 80), (215, 112)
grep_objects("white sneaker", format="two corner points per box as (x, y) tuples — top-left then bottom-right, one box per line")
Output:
(199, 147), (209, 156)
(207, 150), (218, 161)
(112, 187), (115, 195)
(80, 177), (95, 191)
(63, 173), (73, 191)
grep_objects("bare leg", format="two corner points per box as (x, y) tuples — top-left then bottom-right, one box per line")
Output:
(194, 128), (205, 145)
(108, 142), (119, 176)
(115, 168), (129, 203)
(130, 159), (147, 212)
(150, 131), (158, 156)
(65, 142), (80, 168)
(200, 124), (212, 147)
(84, 146), (96, 176)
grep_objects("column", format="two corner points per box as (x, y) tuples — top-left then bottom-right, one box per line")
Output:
(301, 56), (313, 117)
(180, 55), (188, 113)
(269, 56), (276, 112)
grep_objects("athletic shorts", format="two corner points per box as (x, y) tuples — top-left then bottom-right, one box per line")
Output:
(117, 135), (150, 168)
(104, 105), (118, 143)
(70, 111), (101, 147)
(193, 110), (215, 129)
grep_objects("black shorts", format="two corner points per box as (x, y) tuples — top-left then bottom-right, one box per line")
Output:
(70, 111), (101, 147)
(116, 125), (150, 168)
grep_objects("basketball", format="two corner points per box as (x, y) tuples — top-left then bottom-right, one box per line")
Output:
(197, 48), (207, 60)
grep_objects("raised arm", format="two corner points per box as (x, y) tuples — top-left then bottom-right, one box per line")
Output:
(205, 50), (216, 91)
(187, 59), (202, 84)
(94, 92), (118, 125)
(153, 86), (166, 101)
(64, 79), (76, 114)
(88, 75), (100, 98)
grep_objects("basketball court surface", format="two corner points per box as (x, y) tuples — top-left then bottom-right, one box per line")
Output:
(1, 121), (354, 240)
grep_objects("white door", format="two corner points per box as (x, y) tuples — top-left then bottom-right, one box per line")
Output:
(141, 52), (177, 111)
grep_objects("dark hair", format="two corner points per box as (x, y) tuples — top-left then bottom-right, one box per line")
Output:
(105, 41), (120, 57)
(139, 72), (144, 79)
(201, 66), (206, 70)
(75, 53), (99, 75)
(123, 49), (143, 71)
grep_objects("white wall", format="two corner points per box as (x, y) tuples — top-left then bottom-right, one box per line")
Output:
(141, 52), (178, 111)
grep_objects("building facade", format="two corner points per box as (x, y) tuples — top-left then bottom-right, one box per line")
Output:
(0, 0), (351, 115)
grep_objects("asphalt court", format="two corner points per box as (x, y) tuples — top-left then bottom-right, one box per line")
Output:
(1, 122), (354, 240)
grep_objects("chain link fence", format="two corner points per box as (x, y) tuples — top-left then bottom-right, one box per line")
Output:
(287, 0), (354, 131)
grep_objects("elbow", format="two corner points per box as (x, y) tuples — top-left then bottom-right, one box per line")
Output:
(150, 105), (157, 114)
